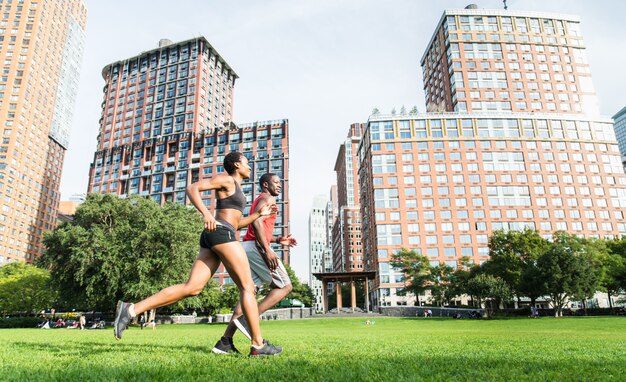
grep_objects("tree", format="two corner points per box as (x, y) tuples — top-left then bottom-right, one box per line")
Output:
(484, 229), (549, 304)
(466, 274), (511, 318)
(604, 237), (626, 309)
(519, 262), (546, 308)
(537, 232), (599, 317)
(284, 264), (314, 307)
(181, 279), (222, 315)
(0, 263), (58, 315)
(216, 284), (240, 313)
(429, 263), (454, 306)
(445, 257), (475, 306)
(572, 238), (606, 315)
(39, 193), (203, 312)
(391, 249), (432, 306)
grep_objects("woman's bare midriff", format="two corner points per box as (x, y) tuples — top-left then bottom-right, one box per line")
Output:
(215, 208), (242, 229)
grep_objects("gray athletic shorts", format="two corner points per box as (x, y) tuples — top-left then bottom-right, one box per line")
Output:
(242, 240), (291, 289)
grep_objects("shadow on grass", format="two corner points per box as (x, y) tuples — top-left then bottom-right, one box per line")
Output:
(3, 342), (624, 382)
(9, 340), (208, 356)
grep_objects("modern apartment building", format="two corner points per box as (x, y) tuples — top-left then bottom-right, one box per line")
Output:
(0, 0), (87, 264)
(332, 123), (364, 272)
(309, 194), (331, 311)
(356, 6), (626, 308)
(86, 37), (291, 276)
(612, 106), (626, 168)
(421, 5), (599, 115)
(326, 185), (337, 272)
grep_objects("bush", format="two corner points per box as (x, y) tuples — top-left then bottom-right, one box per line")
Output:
(571, 308), (619, 316)
(0, 316), (40, 328)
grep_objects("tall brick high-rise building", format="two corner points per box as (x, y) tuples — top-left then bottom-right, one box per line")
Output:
(0, 0), (87, 264)
(356, 5), (626, 308)
(332, 123), (364, 272)
(422, 5), (599, 115)
(87, 37), (291, 278)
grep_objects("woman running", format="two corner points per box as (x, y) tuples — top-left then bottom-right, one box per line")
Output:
(113, 151), (282, 356)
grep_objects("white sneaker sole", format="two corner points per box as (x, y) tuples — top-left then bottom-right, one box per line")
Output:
(113, 300), (127, 340)
(211, 347), (229, 354)
(234, 318), (251, 340)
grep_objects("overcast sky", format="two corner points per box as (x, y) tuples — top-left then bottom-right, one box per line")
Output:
(61, 0), (626, 281)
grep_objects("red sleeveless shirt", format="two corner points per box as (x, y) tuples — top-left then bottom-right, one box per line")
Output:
(243, 193), (276, 243)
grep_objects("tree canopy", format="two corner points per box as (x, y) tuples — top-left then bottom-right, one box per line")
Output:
(466, 273), (511, 318)
(536, 232), (600, 316)
(391, 248), (432, 306)
(39, 193), (204, 312)
(283, 264), (315, 307)
(0, 262), (57, 315)
(483, 229), (549, 301)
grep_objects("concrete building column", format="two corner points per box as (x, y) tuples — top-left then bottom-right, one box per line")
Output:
(350, 280), (356, 312)
(336, 282), (343, 313)
(322, 280), (328, 313)
(364, 278), (370, 312)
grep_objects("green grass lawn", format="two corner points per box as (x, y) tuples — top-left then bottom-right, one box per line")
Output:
(1, 316), (624, 381)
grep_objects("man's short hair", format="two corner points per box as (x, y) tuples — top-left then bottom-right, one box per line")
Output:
(259, 172), (277, 189)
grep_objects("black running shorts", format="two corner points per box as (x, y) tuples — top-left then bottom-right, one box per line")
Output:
(199, 223), (237, 249)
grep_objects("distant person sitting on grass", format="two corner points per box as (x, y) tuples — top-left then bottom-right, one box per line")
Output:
(212, 173), (297, 355)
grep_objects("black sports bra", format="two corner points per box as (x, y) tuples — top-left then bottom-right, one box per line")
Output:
(216, 180), (246, 212)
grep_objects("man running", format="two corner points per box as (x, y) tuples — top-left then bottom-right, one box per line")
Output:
(212, 172), (297, 354)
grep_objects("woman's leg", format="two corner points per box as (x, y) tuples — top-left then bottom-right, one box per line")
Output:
(133, 247), (220, 315)
(212, 241), (263, 347)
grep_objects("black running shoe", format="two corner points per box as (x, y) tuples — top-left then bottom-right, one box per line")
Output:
(113, 300), (132, 340)
(211, 336), (240, 355)
(249, 339), (283, 357)
(233, 316), (251, 340)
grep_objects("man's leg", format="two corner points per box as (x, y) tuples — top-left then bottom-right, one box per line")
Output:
(257, 284), (292, 314)
(231, 259), (293, 335)
(224, 282), (292, 336)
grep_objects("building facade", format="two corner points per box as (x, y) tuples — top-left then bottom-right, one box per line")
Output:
(354, 6), (626, 308)
(325, 186), (336, 273)
(359, 112), (626, 307)
(612, 106), (626, 168)
(332, 123), (364, 272)
(309, 194), (331, 311)
(86, 37), (291, 279)
(0, 0), (87, 264)
(421, 6), (599, 115)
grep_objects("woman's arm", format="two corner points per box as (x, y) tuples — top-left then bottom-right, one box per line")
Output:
(186, 174), (230, 231)
(236, 202), (276, 229)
